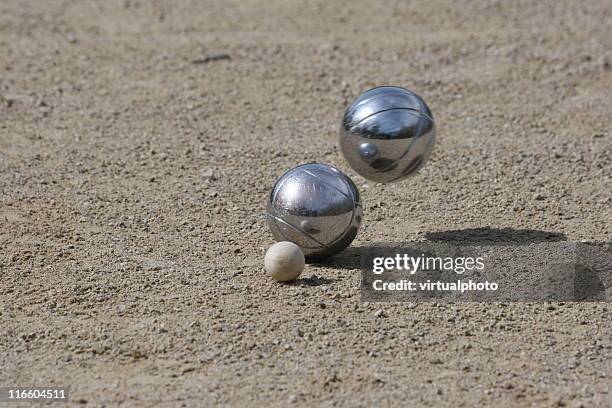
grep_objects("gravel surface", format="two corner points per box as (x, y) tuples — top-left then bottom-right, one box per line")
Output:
(1, 1), (610, 407)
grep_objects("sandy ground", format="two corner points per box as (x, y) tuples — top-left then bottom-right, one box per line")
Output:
(1, 0), (611, 406)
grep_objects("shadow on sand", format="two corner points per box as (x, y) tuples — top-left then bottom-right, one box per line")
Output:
(288, 275), (335, 287)
(424, 227), (567, 245)
(318, 227), (568, 269)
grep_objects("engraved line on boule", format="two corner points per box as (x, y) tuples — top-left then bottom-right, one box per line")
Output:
(301, 168), (351, 200)
(346, 107), (423, 136)
(269, 212), (356, 253)
(268, 214), (332, 251)
(352, 86), (435, 122)
(340, 172), (359, 228)
(369, 118), (434, 179)
(350, 86), (421, 110)
(301, 167), (360, 238)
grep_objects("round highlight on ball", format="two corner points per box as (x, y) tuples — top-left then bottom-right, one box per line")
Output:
(264, 241), (305, 282)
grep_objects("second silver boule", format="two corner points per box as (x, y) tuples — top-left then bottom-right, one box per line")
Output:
(266, 163), (362, 259)
(339, 86), (436, 183)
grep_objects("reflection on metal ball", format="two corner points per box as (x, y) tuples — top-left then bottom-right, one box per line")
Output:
(340, 86), (436, 183)
(266, 163), (362, 259)
(359, 142), (378, 162)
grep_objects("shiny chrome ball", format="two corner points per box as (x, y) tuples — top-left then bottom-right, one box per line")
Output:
(266, 163), (362, 259)
(340, 86), (436, 183)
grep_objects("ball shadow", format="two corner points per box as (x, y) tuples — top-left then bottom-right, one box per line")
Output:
(311, 246), (364, 270)
(321, 227), (568, 270)
(424, 227), (567, 245)
(289, 275), (335, 287)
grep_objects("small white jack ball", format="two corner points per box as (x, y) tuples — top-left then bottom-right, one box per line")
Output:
(265, 241), (305, 282)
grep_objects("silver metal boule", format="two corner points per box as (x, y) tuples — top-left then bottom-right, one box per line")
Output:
(266, 163), (362, 259)
(339, 86), (436, 183)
